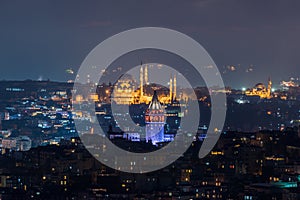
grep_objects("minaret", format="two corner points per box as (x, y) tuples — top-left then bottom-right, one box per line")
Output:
(169, 76), (173, 102)
(267, 77), (272, 98)
(145, 65), (148, 85)
(140, 66), (144, 97)
(173, 73), (177, 100)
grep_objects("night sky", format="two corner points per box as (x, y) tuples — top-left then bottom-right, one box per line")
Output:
(0, 0), (300, 89)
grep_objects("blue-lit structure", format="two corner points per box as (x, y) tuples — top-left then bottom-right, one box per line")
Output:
(145, 91), (165, 145)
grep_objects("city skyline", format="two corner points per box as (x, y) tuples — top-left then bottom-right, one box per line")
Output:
(1, 1), (300, 199)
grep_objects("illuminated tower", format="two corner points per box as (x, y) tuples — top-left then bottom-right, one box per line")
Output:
(145, 91), (165, 145)
(145, 65), (149, 85)
(169, 75), (173, 102)
(267, 77), (272, 98)
(140, 66), (144, 97)
(174, 74), (177, 100)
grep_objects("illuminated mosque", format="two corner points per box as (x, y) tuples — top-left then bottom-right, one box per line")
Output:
(245, 78), (272, 99)
(112, 65), (178, 105)
(111, 74), (137, 105)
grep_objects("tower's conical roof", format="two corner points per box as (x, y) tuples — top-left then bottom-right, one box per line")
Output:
(148, 90), (162, 110)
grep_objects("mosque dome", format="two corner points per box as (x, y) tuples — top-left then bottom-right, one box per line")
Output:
(254, 83), (266, 90)
(114, 74), (136, 90)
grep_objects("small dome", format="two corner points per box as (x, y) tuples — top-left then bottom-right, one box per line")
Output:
(255, 83), (266, 90)
(114, 74), (136, 89)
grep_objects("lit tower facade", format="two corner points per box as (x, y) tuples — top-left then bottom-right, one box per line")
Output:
(145, 65), (149, 85)
(140, 66), (144, 97)
(173, 74), (177, 100)
(145, 91), (165, 145)
(169, 76), (173, 102)
(168, 74), (177, 102)
(267, 77), (272, 98)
